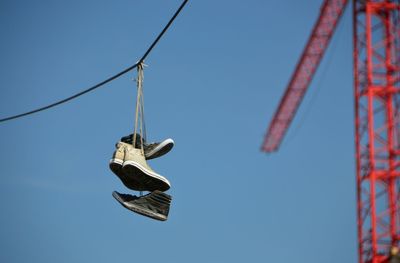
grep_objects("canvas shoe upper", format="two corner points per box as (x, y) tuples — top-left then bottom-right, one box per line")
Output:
(109, 141), (131, 178)
(122, 146), (171, 192)
(112, 190), (172, 221)
(121, 133), (174, 160)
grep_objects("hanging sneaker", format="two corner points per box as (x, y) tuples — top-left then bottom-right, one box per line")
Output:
(112, 190), (172, 221)
(109, 141), (131, 179)
(122, 146), (171, 192)
(121, 133), (174, 160)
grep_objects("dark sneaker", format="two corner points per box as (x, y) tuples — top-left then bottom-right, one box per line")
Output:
(121, 133), (145, 148)
(121, 133), (174, 160)
(112, 190), (172, 221)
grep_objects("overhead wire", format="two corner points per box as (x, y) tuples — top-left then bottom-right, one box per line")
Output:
(0, 0), (188, 123)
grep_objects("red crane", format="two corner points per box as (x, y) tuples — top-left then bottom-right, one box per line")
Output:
(262, 1), (400, 263)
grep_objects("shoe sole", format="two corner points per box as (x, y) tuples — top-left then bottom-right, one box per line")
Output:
(145, 139), (174, 160)
(109, 158), (143, 190)
(109, 158), (123, 175)
(112, 191), (167, 221)
(122, 160), (171, 192)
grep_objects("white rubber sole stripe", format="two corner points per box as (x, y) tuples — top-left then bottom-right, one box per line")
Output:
(145, 138), (174, 158)
(109, 158), (123, 165)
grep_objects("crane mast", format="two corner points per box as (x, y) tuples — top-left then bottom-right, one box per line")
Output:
(354, 1), (400, 262)
(262, 0), (400, 262)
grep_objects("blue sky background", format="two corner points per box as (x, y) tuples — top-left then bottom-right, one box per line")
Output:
(0, 1), (356, 262)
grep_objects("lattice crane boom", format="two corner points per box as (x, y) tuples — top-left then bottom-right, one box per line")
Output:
(262, 0), (349, 152)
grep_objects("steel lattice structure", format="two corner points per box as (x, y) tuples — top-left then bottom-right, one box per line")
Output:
(354, 1), (400, 262)
(262, 1), (400, 262)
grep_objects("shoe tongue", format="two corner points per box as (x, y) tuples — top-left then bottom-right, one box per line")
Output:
(117, 141), (130, 148)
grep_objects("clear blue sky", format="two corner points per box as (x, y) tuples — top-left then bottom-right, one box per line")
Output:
(0, 1), (356, 262)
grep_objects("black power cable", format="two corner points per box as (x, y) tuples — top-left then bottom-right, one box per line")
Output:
(0, 0), (188, 123)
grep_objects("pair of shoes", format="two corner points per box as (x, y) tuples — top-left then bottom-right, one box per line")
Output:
(109, 134), (174, 192)
(120, 133), (174, 160)
(112, 190), (172, 221)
